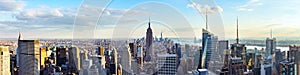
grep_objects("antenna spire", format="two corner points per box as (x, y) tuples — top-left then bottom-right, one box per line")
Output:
(205, 8), (208, 30)
(236, 16), (239, 44)
(271, 29), (273, 38)
(148, 17), (151, 28)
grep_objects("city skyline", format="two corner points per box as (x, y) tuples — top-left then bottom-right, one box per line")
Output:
(1, 0), (300, 39)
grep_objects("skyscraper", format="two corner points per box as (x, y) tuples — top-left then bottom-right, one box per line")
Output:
(145, 17), (153, 62)
(108, 48), (118, 74)
(201, 29), (218, 69)
(118, 46), (132, 75)
(156, 54), (177, 75)
(18, 38), (40, 75)
(266, 37), (276, 57)
(129, 43), (137, 58)
(98, 46), (105, 56)
(230, 17), (247, 72)
(136, 44), (143, 69)
(0, 46), (10, 75)
(56, 46), (68, 66)
(218, 40), (229, 62)
(40, 47), (47, 68)
(17, 32), (22, 67)
(68, 46), (81, 73)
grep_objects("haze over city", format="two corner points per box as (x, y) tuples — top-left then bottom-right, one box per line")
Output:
(0, 0), (300, 40)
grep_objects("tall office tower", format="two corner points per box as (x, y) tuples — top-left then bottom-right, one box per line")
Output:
(98, 46), (105, 56)
(274, 49), (283, 74)
(230, 17), (247, 71)
(0, 46), (10, 75)
(175, 43), (181, 67)
(108, 48), (118, 75)
(288, 45), (300, 75)
(145, 18), (153, 62)
(219, 49), (231, 75)
(266, 34), (276, 57)
(185, 44), (191, 57)
(218, 40), (229, 67)
(218, 40), (228, 57)
(246, 49), (255, 70)
(279, 60), (295, 75)
(288, 45), (299, 62)
(40, 47), (47, 67)
(201, 29), (218, 69)
(118, 46), (132, 75)
(160, 32), (163, 42)
(157, 54), (177, 75)
(56, 46), (68, 66)
(129, 43), (137, 58)
(137, 44), (143, 68)
(90, 55), (106, 75)
(229, 57), (244, 75)
(68, 46), (81, 73)
(16, 32), (23, 67)
(18, 39), (40, 75)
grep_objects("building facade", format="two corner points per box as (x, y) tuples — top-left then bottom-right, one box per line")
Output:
(266, 38), (276, 57)
(201, 29), (218, 69)
(18, 40), (40, 75)
(0, 46), (10, 75)
(157, 54), (177, 75)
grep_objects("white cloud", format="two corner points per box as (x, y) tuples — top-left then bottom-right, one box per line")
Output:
(237, 0), (263, 11)
(238, 8), (253, 11)
(15, 8), (64, 20)
(0, 0), (25, 11)
(187, 3), (223, 14)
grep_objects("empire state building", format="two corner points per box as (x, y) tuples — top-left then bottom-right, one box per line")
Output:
(145, 18), (153, 62)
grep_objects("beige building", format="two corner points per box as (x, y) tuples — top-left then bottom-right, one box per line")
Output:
(0, 46), (10, 75)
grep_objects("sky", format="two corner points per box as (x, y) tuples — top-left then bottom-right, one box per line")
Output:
(1, 0), (300, 40)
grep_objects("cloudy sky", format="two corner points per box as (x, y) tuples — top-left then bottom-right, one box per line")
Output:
(1, 0), (300, 40)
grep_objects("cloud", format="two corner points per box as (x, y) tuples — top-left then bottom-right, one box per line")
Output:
(187, 3), (223, 14)
(0, 3), (153, 38)
(237, 0), (263, 11)
(0, 0), (25, 11)
(238, 8), (254, 11)
(15, 8), (64, 20)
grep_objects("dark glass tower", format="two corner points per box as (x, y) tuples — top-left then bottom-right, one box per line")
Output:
(200, 29), (218, 69)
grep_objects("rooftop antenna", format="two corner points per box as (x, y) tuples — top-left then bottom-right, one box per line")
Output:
(205, 8), (208, 30)
(236, 16), (239, 44)
(271, 28), (273, 38)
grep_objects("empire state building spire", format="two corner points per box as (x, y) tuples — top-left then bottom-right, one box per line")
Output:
(148, 17), (151, 28)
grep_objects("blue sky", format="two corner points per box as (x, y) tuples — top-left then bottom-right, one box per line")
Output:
(1, 0), (300, 40)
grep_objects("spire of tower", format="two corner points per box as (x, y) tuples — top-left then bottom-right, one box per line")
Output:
(148, 17), (151, 28)
(18, 32), (23, 40)
(271, 28), (273, 38)
(205, 8), (208, 30)
(236, 16), (239, 44)
(161, 32), (163, 39)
